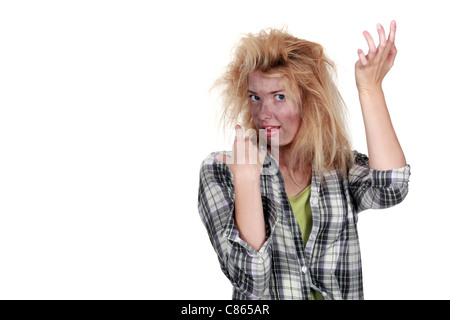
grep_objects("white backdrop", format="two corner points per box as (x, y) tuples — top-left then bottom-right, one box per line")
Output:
(0, 0), (448, 300)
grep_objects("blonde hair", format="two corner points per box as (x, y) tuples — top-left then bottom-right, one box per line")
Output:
(213, 28), (354, 177)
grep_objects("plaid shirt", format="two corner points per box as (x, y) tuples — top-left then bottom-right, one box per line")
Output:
(198, 150), (410, 300)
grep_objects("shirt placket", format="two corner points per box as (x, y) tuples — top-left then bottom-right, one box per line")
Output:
(278, 175), (314, 300)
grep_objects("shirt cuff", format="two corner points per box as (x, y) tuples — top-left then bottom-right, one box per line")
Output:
(224, 223), (273, 257)
(369, 164), (411, 188)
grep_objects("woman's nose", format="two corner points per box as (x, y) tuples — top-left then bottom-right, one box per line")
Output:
(258, 99), (273, 120)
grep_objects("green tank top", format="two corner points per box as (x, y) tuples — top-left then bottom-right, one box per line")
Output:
(288, 185), (313, 245)
(288, 185), (323, 300)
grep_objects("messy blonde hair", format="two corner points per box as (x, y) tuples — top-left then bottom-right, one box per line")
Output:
(214, 28), (354, 177)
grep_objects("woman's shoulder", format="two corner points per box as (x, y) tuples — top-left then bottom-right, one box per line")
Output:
(351, 150), (369, 166)
(317, 150), (368, 179)
(199, 151), (233, 184)
(200, 151), (232, 170)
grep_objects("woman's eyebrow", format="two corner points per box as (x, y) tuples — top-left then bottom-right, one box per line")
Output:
(269, 90), (284, 94)
(248, 89), (284, 94)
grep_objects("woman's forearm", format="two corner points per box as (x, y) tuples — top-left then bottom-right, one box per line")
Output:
(233, 174), (266, 251)
(359, 87), (406, 170)
(354, 21), (406, 170)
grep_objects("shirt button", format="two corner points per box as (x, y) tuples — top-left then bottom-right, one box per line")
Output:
(322, 292), (327, 298)
(311, 197), (318, 205)
(301, 266), (308, 274)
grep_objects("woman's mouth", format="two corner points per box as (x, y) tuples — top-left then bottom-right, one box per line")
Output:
(262, 126), (280, 137)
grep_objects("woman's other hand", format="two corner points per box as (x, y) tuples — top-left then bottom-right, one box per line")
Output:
(355, 20), (398, 93)
(216, 125), (267, 181)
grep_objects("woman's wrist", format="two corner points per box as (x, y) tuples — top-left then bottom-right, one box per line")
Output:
(357, 83), (383, 97)
(232, 170), (261, 186)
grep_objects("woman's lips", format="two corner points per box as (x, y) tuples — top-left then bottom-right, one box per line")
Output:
(262, 126), (280, 137)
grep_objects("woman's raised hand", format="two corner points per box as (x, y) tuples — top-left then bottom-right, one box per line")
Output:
(355, 20), (398, 93)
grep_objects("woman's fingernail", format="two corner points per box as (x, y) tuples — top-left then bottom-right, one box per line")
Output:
(377, 23), (382, 29)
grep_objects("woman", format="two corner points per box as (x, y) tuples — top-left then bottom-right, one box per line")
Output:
(198, 21), (410, 300)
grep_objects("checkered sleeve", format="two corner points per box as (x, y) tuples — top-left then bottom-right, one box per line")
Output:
(198, 152), (272, 299)
(348, 151), (411, 213)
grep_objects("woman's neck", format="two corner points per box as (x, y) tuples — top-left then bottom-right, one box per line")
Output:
(271, 144), (312, 189)
(269, 143), (293, 169)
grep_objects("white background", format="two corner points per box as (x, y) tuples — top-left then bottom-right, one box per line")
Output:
(0, 0), (448, 300)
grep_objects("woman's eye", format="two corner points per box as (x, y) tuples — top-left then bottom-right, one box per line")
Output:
(275, 94), (285, 101)
(250, 95), (260, 101)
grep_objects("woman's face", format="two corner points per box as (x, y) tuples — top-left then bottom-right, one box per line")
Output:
(248, 70), (301, 147)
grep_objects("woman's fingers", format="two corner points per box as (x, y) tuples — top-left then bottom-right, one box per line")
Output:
(387, 20), (396, 45)
(376, 23), (387, 48)
(229, 125), (267, 166)
(357, 49), (368, 66)
(355, 21), (398, 88)
(379, 21), (397, 64)
(235, 124), (244, 142)
(358, 21), (397, 65)
(363, 31), (377, 59)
